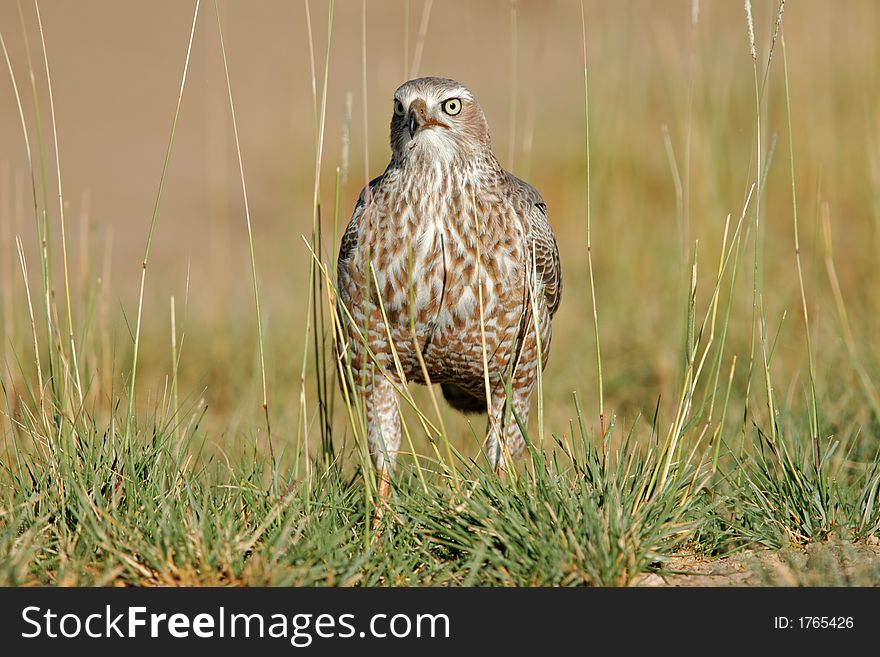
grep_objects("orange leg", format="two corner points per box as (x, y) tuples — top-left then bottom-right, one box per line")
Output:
(371, 469), (392, 529)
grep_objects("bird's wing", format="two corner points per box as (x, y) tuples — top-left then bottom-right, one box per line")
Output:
(335, 173), (386, 370)
(507, 173), (562, 318)
(337, 173), (385, 270)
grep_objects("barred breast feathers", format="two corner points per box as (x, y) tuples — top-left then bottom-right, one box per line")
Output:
(339, 156), (561, 325)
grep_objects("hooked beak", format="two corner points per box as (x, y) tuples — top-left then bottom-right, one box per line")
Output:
(408, 109), (420, 138)
(407, 100), (449, 139)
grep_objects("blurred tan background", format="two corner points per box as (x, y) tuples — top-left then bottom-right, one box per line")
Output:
(2, 1), (879, 457)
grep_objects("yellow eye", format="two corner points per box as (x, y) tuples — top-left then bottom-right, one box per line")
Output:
(442, 98), (462, 116)
(393, 99), (405, 116)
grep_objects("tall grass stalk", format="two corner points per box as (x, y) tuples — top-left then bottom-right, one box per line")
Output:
(308, 23), (346, 467)
(408, 0), (433, 79)
(297, 0), (335, 488)
(579, 1), (605, 448)
(98, 227), (113, 407)
(661, 123), (684, 256)
(698, 182), (753, 430)
(743, 0), (785, 444)
(14, 237), (44, 410)
(214, 1), (273, 469)
(34, 0), (83, 408)
(781, 31), (820, 465)
(681, 1), (700, 263)
(126, 0), (199, 439)
(360, 0), (369, 186)
(527, 246), (546, 454)
(169, 296), (179, 440)
(0, 165), (12, 380)
(402, 0), (410, 80)
(15, 0), (60, 408)
(743, 0), (764, 446)
(1, 24), (53, 413)
(647, 185), (753, 500)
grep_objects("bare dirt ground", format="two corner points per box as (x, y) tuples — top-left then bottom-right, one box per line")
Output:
(635, 541), (880, 587)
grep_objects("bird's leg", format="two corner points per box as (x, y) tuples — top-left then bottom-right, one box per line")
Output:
(485, 384), (531, 476)
(367, 374), (400, 527)
(486, 388), (510, 475)
(376, 469), (392, 501)
(371, 469), (392, 529)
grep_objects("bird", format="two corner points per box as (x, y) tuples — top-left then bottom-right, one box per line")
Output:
(335, 76), (561, 509)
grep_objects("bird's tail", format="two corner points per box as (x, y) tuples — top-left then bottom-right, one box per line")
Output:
(441, 384), (486, 414)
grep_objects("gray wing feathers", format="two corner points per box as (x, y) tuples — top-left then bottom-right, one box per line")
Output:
(337, 174), (385, 316)
(337, 174), (384, 268)
(530, 219), (562, 317)
(507, 173), (562, 318)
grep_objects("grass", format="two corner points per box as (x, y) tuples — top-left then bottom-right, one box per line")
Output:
(1, 0), (880, 586)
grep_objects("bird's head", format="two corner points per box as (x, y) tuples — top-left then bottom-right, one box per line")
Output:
(389, 77), (490, 164)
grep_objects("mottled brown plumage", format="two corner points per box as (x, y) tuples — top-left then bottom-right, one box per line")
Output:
(336, 77), (561, 483)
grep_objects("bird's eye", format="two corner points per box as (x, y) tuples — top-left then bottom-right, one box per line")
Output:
(393, 99), (405, 116)
(442, 98), (462, 116)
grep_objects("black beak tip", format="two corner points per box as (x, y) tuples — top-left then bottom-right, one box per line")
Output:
(408, 111), (419, 138)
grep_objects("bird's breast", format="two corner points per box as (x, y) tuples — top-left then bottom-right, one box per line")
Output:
(370, 198), (521, 335)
